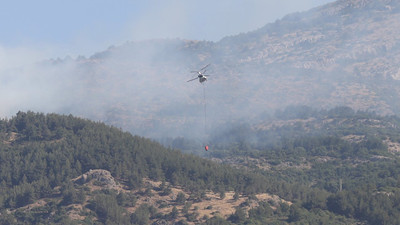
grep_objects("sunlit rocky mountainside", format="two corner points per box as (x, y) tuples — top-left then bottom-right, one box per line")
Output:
(24, 0), (400, 139)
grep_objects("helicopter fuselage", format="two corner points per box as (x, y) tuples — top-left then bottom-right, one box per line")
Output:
(187, 64), (210, 83)
(198, 74), (207, 83)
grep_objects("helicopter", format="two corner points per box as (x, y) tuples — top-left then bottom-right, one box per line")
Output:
(187, 64), (211, 83)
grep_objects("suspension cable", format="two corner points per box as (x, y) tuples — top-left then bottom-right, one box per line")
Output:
(203, 84), (208, 151)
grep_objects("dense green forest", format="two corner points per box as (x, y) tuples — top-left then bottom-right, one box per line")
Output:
(1, 109), (400, 224)
(219, 107), (400, 225)
(165, 106), (400, 224)
(0, 111), (271, 224)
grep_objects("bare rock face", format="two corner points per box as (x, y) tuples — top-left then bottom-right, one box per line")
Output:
(75, 169), (117, 189)
(152, 220), (171, 225)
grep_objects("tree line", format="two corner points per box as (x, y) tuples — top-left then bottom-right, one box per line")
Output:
(2, 110), (400, 224)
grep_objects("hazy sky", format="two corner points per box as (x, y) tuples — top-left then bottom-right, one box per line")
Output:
(0, 0), (334, 58)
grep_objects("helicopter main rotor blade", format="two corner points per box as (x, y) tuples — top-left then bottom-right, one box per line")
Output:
(200, 63), (210, 71)
(187, 77), (198, 82)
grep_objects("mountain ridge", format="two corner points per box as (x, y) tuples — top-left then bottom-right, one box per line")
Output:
(8, 0), (400, 139)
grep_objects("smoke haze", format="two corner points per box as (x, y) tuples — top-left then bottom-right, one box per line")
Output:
(1, 0), (399, 144)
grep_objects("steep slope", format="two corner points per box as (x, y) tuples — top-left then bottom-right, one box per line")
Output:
(214, 0), (400, 114)
(79, 0), (400, 137)
(5, 0), (400, 139)
(219, 0), (400, 73)
(0, 112), (272, 224)
(208, 106), (400, 225)
(3, 111), (400, 224)
(0, 111), (371, 224)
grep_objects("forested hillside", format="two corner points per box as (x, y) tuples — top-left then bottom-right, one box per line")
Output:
(0, 112), (275, 223)
(208, 106), (400, 224)
(1, 110), (400, 224)
(3, 0), (400, 224)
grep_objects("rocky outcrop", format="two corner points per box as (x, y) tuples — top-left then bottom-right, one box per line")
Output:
(75, 169), (117, 189)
